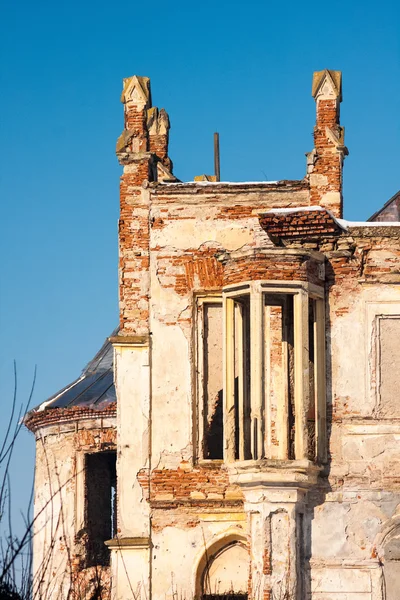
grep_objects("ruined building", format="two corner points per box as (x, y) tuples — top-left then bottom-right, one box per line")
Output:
(25, 70), (400, 599)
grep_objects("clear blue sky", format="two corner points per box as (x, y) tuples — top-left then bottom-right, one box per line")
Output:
(0, 0), (399, 533)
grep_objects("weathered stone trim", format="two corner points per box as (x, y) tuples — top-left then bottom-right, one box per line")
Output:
(105, 537), (151, 549)
(151, 179), (309, 194)
(109, 334), (149, 346)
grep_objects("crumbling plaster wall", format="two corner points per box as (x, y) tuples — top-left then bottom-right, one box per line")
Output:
(151, 513), (247, 600)
(116, 166), (400, 599)
(148, 185), (309, 470)
(32, 417), (116, 600)
(33, 425), (76, 599)
(114, 343), (151, 539)
(145, 205), (400, 599)
(115, 183), (311, 600)
(307, 231), (400, 598)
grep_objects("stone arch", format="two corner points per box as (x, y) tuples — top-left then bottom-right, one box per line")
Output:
(194, 533), (249, 600)
(375, 513), (400, 599)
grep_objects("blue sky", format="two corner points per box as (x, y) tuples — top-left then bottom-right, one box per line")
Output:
(0, 0), (399, 534)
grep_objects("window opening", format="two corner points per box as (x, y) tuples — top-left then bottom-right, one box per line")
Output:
(201, 301), (223, 459)
(263, 294), (295, 460)
(85, 451), (116, 566)
(233, 295), (251, 460)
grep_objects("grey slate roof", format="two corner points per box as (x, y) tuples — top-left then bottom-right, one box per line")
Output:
(368, 190), (400, 222)
(31, 330), (117, 414)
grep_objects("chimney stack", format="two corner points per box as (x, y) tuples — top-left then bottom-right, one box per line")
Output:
(116, 76), (175, 335)
(308, 70), (348, 218)
(116, 76), (174, 183)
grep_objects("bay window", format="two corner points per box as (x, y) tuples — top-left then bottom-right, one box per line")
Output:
(197, 281), (326, 465)
(223, 282), (326, 464)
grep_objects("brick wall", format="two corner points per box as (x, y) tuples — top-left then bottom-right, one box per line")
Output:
(309, 70), (347, 218)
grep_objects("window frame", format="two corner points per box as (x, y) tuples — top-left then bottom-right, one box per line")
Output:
(223, 280), (326, 464)
(195, 293), (224, 463)
(74, 449), (117, 567)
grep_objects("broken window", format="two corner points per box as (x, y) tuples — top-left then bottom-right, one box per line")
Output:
(85, 451), (117, 566)
(197, 297), (224, 460)
(223, 283), (326, 463)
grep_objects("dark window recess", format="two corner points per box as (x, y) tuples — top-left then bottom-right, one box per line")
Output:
(264, 293), (295, 460)
(206, 389), (224, 459)
(85, 451), (116, 566)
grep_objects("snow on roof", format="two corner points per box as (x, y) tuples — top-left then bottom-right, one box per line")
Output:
(337, 219), (400, 228)
(160, 180), (279, 186)
(263, 205), (325, 214)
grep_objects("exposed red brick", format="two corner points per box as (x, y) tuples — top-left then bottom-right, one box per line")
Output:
(263, 545), (272, 575)
(309, 96), (346, 217)
(24, 404), (116, 432)
(138, 465), (243, 506)
(221, 253), (323, 287)
(259, 208), (342, 239)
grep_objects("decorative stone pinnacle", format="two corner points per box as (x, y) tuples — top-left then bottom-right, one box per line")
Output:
(147, 107), (170, 136)
(120, 75), (151, 107)
(312, 69), (342, 102)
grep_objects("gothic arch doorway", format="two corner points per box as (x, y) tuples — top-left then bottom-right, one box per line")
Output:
(382, 525), (400, 599)
(201, 541), (249, 600)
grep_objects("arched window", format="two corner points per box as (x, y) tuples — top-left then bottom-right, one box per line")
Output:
(383, 526), (400, 599)
(202, 542), (249, 600)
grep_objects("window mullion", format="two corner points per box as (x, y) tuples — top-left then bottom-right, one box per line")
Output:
(75, 452), (85, 535)
(315, 298), (326, 463)
(280, 296), (290, 460)
(293, 290), (310, 460)
(197, 302), (205, 461)
(236, 302), (245, 461)
(224, 297), (236, 462)
(250, 290), (263, 460)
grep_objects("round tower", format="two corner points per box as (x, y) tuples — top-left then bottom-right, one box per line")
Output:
(25, 333), (117, 600)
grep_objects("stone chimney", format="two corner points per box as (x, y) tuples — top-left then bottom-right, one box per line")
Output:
(307, 70), (348, 218)
(116, 76), (175, 335)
